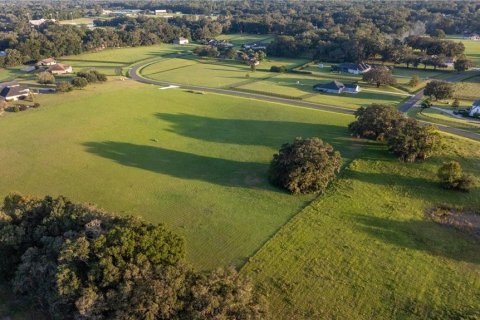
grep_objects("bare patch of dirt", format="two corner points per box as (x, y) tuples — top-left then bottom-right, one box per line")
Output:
(426, 206), (480, 238)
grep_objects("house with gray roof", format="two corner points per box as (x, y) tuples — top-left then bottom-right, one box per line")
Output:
(0, 83), (30, 101)
(469, 100), (480, 117)
(334, 63), (371, 74)
(313, 80), (360, 94)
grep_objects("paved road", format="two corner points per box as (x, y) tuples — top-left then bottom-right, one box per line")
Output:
(130, 63), (480, 141)
(398, 70), (480, 113)
(129, 63), (354, 115)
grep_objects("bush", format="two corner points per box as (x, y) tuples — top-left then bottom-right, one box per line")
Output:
(0, 194), (268, 319)
(32, 103), (40, 108)
(387, 119), (441, 162)
(18, 104), (28, 111)
(0, 100), (7, 111)
(71, 77), (88, 88)
(57, 81), (73, 92)
(269, 137), (342, 194)
(37, 71), (55, 84)
(438, 161), (475, 192)
(77, 70), (108, 83)
(348, 104), (404, 140)
(270, 65), (286, 73)
(12, 106), (19, 112)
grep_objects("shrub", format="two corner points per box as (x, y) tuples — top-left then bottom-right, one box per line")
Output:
(348, 104), (403, 140)
(438, 161), (475, 192)
(77, 71), (98, 83)
(270, 65), (286, 73)
(57, 81), (73, 92)
(408, 74), (420, 87)
(12, 106), (19, 112)
(269, 137), (342, 194)
(32, 103), (40, 108)
(18, 104), (28, 111)
(37, 71), (55, 84)
(71, 77), (88, 88)
(387, 119), (441, 162)
(0, 100), (7, 111)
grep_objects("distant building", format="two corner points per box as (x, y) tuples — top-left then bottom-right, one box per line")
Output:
(47, 63), (73, 75)
(313, 80), (360, 94)
(208, 39), (233, 48)
(36, 57), (57, 67)
(21, 66), (36, 73)
(173, 37), (189, 45)
(469, 100), (480, 117)
(466, 34), (480, 41)
(335, 63), (371, 75)
(155, 9), (167, 15)
(29, 19), (56, 27)
(0, 51), (5, 57)
(243, 43), (267, 50)
(0, 82), (30, 101)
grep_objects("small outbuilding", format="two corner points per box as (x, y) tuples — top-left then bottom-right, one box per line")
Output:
(36, 57), (57, 67)
(335, 63), (371, 75)
(173, 37), (189, 45)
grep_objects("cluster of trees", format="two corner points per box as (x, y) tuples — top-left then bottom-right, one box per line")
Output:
(349, 104), (441, 162)
(362, 68), (396, 88)
(269, 137), (342, 195)
(57, 70), (107, 92)
(0, 194), (268, 319)
(424, 80), (455, 100)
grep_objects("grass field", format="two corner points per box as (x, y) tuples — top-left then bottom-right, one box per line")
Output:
(454, 75), (480, 100)
(242, 135), (480, 319)
(408, 108), (480, 135)
(59, 44), (195, 75)
(140, 56), (308, 88)
(216, 34), (275, 47)
(0, 80), (357, 270)
(447, 36), (480, 67)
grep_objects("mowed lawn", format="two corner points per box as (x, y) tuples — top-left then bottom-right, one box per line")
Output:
(216, 34), (275, 47)
(447, 36), (480, 67)
(0, 80), (357, 270)
(59, 44), (195, 75)
(140, 56), (308, 88)
(242, 136), (480, 319)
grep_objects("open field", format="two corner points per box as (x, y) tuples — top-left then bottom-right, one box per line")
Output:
(408, 108), (480, 135)
(59, 44), (195, 75)
(0, 79), (357, 270)
(140, 56), (308, 88)
(216, 34), (275, 47)
(454, 75), (480, 100)
(447, 36), (480, 67)
(59, 17), (95, 25)
(242, 135), (480, 319)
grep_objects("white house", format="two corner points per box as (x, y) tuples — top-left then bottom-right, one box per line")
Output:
(47, 63), (73, 75)
(29, 19), (56, 27)
(173, 37), (189, 45)
(469, 100), (480, 117)
(155, 9), (167, 15)
(36, 57), (57, 67)
(336, 63), (371, 75)
(0, 83), (30, 101)
(313, 80), (361, 94)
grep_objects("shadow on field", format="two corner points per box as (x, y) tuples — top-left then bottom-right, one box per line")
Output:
(155, 113), (349, 150)
(354, 214), (480, 264)
(83, 141), (280, 191)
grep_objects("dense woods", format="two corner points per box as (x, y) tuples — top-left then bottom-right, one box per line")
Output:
(0, 1), (478, 67)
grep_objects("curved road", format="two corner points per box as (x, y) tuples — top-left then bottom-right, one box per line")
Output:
(130, 63), (480, 141)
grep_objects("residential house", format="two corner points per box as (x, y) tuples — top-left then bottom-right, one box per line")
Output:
(313, 80), (360, 94)
(29, 19), (56, 28)
(47, 63), (73, 75)
(36, 57), (57, 67)
(173, 37), (189, 45)
(469, 100), (480, 117)
(0, 83), (30, 101)
(335, 63), (371, 75)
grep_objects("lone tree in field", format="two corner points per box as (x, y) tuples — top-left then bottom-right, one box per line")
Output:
(424, 80), (454, 100)
(438, 161), (475, 192)
(387, 119), (441, 162)
(362, 68), (396, 87)
(0, 194), (268, 319)
(408, 74), (420, 87)
(269, 137), (342, 194)
(454, 56), (474, 72)
(37, 71), (55, 84)
(348, 104), (403, 141)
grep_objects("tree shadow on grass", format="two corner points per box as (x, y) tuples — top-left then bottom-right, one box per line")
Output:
(353, 214), (480, 264)
(155, 113), (351, 151)
(83, 141), (282, 191)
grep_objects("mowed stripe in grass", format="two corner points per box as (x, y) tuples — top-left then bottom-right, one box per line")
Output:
(242, 137), (480, 319)
(0, 80), (356, 270)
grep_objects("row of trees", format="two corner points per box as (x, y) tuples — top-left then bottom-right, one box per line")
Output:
(0, 194), (267, 319)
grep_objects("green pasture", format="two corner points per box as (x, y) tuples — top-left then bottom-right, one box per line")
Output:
(447, 36), (480, 67)
(216, 34), (275, 47)
(59, 44), (195, 75)
(0, 80), (356, 270)
(243, 135), (480, 319)
(454, 76), (480, 101)
(409, 108), (480, 135)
